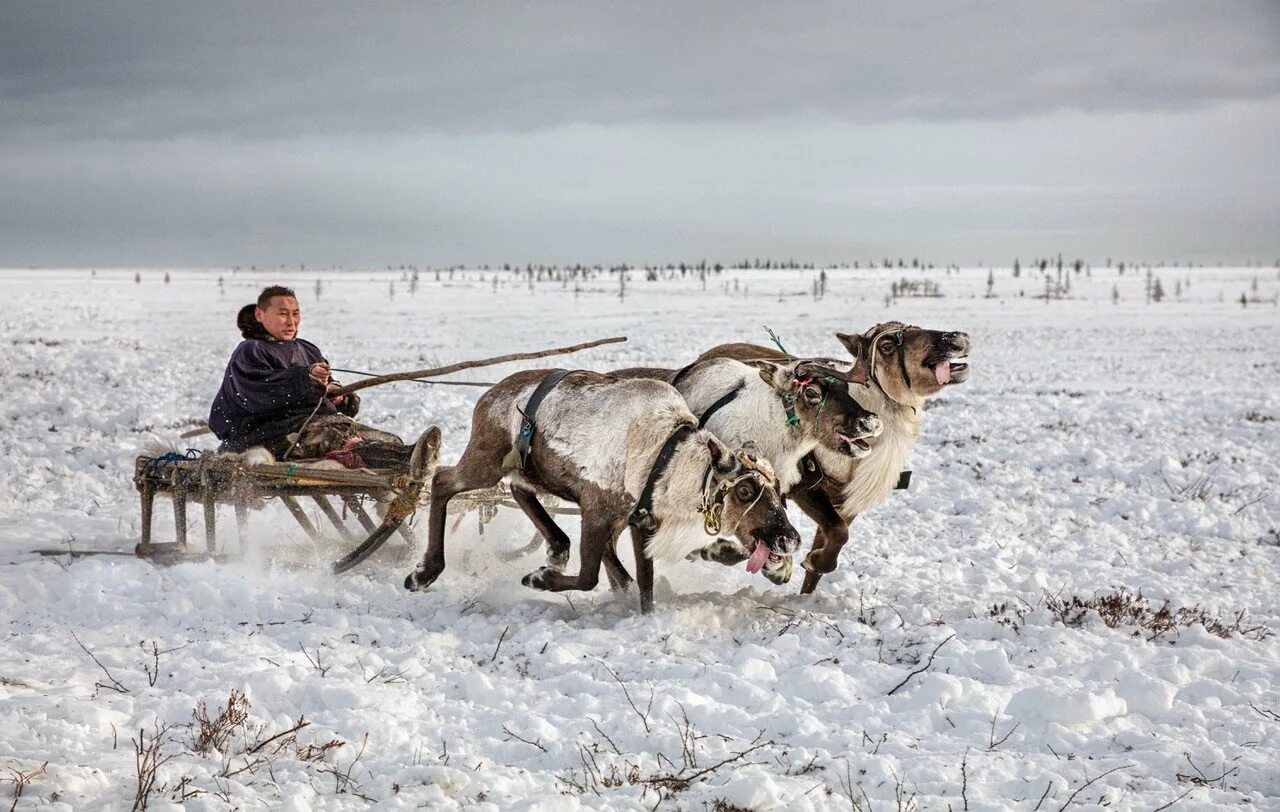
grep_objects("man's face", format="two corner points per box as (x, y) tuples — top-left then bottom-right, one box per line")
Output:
(255, 296), (300, 341)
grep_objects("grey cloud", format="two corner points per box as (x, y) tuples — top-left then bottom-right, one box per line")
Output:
(2, 2), (1279, 140)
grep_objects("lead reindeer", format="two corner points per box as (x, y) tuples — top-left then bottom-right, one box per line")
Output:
(695, 322), (971, 593)
(618, 355), (883, 585)
(403, 369), (801, 613)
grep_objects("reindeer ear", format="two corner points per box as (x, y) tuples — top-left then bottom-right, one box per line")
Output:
(835, 334), (873, 386)
(835, 332), (866, 357)
(706, 436), (737, 474)
(745, 360), (786, 388)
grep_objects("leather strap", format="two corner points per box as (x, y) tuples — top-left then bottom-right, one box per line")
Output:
(515, 369), (578, 469)
(697, 382), (744, 428)
(629, 424), (698, 529)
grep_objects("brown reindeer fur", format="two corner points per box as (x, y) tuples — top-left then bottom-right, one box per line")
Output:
(403, 369), (800, 613)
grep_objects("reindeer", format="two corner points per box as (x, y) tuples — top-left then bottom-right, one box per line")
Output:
(694, 322), (971, 593)
(402, 369), (801, 613)
(632, 356), (884, 585)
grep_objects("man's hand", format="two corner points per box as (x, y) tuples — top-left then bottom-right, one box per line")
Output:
(325, 382), (346, 406)
(308, 362), (330, 387)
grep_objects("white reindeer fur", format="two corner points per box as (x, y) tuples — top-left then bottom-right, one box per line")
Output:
(673, 358), (815, 492)
(813, 381), (922, 518)
(489, 376), (728, 564)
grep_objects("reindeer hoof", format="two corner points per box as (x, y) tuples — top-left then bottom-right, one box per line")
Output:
(763, 555), (794, 585)
(404, 567), (440, 592)
(699, 538), (750, 566)
(801, 550), (838, 575)
(522, 566), (558, 591)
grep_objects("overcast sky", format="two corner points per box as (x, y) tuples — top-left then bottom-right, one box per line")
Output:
(2, 2), (1278, 267)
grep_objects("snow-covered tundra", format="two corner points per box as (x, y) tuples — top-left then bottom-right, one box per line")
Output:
(0, 265), (1277, 809)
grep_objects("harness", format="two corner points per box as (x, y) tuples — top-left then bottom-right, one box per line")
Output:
(697, 381), (745, 428)
(629, 425), (779, 538)
(866, 327), (912, 397)
(511, 368), (578, 469)
(628, 424), (698, 531)
(797, 453), (912, 491)
(669, 360), (700, 387)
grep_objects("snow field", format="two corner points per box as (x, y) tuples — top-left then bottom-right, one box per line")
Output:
(0, 264), (1278, 809)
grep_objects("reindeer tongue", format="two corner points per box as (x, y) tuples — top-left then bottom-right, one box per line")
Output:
(745, 540), (770, 574)
(934, 360), (951, 385)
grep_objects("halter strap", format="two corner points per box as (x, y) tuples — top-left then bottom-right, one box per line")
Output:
(866, 327), (911, 405)
(629, 424), (698, 529)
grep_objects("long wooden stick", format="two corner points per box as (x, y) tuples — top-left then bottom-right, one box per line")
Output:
(328, 336), (627, 397)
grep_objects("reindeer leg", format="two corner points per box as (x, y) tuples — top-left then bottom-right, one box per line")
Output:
(404, 447), (499, 590)
(788, 486), (850, 594)
(630, 526), (654, 613)
(601, 541), (633, 593)
(336, 427), (440, 574)
(509, 485), (572, 571)
(522, 511), (620, 594)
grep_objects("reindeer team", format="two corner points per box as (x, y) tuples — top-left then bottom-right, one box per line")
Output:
(396, 321), (970, 613)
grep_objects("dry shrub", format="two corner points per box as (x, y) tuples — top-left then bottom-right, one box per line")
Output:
(990, 588), (1271, 642)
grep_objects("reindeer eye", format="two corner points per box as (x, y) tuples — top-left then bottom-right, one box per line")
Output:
(879, 338), (895, 353)
(734, 483), (755, 502)
(803, 385), (821, 403)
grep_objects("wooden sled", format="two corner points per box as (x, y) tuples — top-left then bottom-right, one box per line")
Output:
(128, 434), (579, 574)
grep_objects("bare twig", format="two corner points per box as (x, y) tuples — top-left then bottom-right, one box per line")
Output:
(1032, 779), (1054, 811)
(1057, 764), (1131, 810)
(596, 660), (653, 733)
(488, 626), (510, 665)
(1249, 702), (1280, 722)
(4, 761), (48, 812)
(988, 714), (1019, 750)
(643, 732), (771, 788)
(247, 718), (311, 755)
(299, 645), (331, 677)
(589, 718), (623, 756)
(330, 336), (627, 397)
(887, 634), (954, 696)
(132, 724), (178, 811)
(502, 724), (548, 752)
(140, 640), (188, 688)
(1150, 785), (1198, 812)
(71, 631), (129, 694)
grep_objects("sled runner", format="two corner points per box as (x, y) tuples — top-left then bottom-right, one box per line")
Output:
(128, 444), (580, 573)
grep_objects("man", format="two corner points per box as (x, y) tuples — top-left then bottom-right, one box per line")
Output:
(209, 285), (415, 467)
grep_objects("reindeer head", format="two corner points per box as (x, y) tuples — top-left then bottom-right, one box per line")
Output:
(750, 358), (883, 458)
(836, 322), (971, 405)
(703, 437), (800, 569)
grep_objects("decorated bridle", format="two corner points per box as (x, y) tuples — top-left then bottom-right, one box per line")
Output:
(699, 448), (778, 536)
(778, 360), (860, 428)
(863, 325), (913, 405)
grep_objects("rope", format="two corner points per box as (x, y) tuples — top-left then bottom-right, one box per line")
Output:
(764, 325), (794, 359)
(138, 449), (204, 488)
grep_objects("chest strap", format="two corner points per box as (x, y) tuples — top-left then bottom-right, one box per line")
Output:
(697, 382), (744, 428)
(798, 453), (911, 491)
(629, 424), (698, 531)
(798, 452), (824, 489)
(512, 368), (578, 469)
